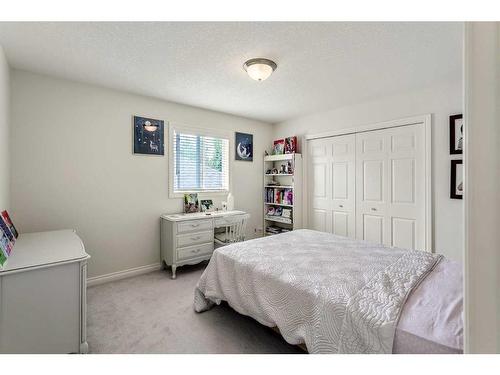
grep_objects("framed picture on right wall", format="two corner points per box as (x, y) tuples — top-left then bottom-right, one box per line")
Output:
(449, 114), (463, 154)
(450, 159), (463, 199)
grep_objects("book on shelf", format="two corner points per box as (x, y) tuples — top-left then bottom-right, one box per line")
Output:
(265, 187), (293, 205)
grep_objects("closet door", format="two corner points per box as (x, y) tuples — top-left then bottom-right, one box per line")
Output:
(355, 124), (425, 250)
(355, 130), (389, 245)
(330, 135), (356, 237)
(308, 135), (355, 238)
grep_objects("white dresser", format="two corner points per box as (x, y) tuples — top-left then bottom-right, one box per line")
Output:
(0, 230), (90, 354)
(161, 210), (246, 279)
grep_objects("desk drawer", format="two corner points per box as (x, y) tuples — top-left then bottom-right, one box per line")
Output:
(177, 243), (214, 261)
(177, 219), (213, 234)
(177, 231), (213, 248)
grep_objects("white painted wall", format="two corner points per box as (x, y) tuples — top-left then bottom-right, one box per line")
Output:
(463, 22), (499, 354)
(273, 82), (463, 262)
(0, 46), (10, 211)
(10, 70), (272, 278)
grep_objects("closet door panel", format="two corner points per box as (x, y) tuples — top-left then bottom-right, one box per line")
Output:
(308, 139), (332, 233)
(387, 124), (425, 250)
(356, 130), (388, 244)
(332, 211), (349, 237)
(307, 135), (355, 238)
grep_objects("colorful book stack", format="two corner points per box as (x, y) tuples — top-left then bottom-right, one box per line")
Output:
(0, 210), (19, 269)
(265, 187), (294, 205)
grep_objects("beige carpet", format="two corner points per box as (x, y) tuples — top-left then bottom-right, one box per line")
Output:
(87, 262), (303, 354)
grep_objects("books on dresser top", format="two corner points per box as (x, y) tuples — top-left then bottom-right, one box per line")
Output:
(0, 210), (19, 268)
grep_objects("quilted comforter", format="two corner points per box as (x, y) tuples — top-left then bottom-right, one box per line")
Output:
(194, 229), (442, 354)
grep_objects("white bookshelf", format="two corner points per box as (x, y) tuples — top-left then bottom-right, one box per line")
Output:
(263, 153), (302, 236)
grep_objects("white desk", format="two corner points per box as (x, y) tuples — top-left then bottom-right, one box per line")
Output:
(0, 230), (90, 353)
(160, 210), (246, 279)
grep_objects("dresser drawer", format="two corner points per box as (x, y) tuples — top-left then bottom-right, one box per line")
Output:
(177, 219), (213, 234)
(177, 243), (214, 261)
(176, 231), (213, 248)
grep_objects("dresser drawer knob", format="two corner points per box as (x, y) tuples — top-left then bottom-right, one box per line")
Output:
(191, 236), (201, 241)
(191, 248), (201, 254)
(191, 223), (200, 227)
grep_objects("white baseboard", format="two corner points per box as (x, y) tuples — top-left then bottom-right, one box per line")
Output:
(87, 263), (162, 287)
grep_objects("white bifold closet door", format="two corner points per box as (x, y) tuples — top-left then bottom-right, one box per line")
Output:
(308, 134), (355, 237)
(356, 124), (425, 250)
(307, 123), (427, 251)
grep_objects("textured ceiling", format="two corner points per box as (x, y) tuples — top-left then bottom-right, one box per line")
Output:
(0, 22), (462, 123)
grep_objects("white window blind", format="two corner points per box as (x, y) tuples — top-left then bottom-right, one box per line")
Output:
(173, 129), (229, 193)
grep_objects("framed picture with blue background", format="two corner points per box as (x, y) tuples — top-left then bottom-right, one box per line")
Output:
(133, 115), (165, 155)
(235, 132), (253, 162)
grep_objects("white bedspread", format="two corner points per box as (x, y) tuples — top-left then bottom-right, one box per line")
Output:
(194, 229), (442, 354)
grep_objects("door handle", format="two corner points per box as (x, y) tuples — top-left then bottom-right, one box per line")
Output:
(371, 208), (377, 211)
(339, 204), (344, 208)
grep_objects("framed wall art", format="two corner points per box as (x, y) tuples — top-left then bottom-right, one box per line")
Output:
(449, 114), (463, 155)
(235, 132), (253, 161)
(133, 116), (165, 155)
(450, 159), (463, 199)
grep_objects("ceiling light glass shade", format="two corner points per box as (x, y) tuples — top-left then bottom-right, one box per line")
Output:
(243, 58), (277, 81)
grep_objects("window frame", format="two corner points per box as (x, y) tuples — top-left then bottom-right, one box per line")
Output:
(168, 122), (232, 198)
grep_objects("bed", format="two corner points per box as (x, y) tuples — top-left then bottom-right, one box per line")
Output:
(194, 229), (463, 354)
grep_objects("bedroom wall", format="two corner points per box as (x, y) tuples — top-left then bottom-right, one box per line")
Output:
(463, 22), (500, 354)
(10, 70), (272, 278)
(0, 45), (10, 211)
(273, 81), (463, 262)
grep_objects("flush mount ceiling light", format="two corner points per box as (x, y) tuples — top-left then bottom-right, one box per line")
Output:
(243, 58), (277, 82)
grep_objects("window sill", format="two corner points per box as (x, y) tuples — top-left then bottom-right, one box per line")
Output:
(169, 190), (230, 199)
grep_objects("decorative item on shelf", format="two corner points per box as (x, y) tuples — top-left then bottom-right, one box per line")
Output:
(282, 208), (292, 219)
(1, 211), (18, 239)
(235, 132), (253, 161)
(266, 206), (276, 216)
(267, 180), (280, 186)
(133, 116), (165, 155)
(272, 139), (285, 155)
(183, 193), (200, 213)
(200, 199), (214, 212)
(283, 189), (293, 205)
(275, 207), (283, 216)
(450, 160), (463, 199)
(285, 136), (298, 154)
(264, 150), (269, 156)
(286, 160), (294, 174)
(280, 164), (287, 174)
(0, 210), (17, 268)
(266, 169), (272, 175)
(449, 114), (463, 155)
(271, 168), (279, 175)
(221, 201), (228, 211)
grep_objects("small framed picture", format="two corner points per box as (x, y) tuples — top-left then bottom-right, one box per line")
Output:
(200, 199), (214, 212)
(235, 132), (253, 161)
(450, 160), (463, 199)
(449, 114), (463, 155)
(285, 136), (297, 154)
(273, 139), (285, 155)
(184, 193), (199, 213)
(133, 116), (165, 155)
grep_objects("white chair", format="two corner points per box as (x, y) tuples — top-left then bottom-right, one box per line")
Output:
(214, 213), (250, 247)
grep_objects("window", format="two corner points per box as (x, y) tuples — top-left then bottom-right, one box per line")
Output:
(171, 127), (230, 194)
